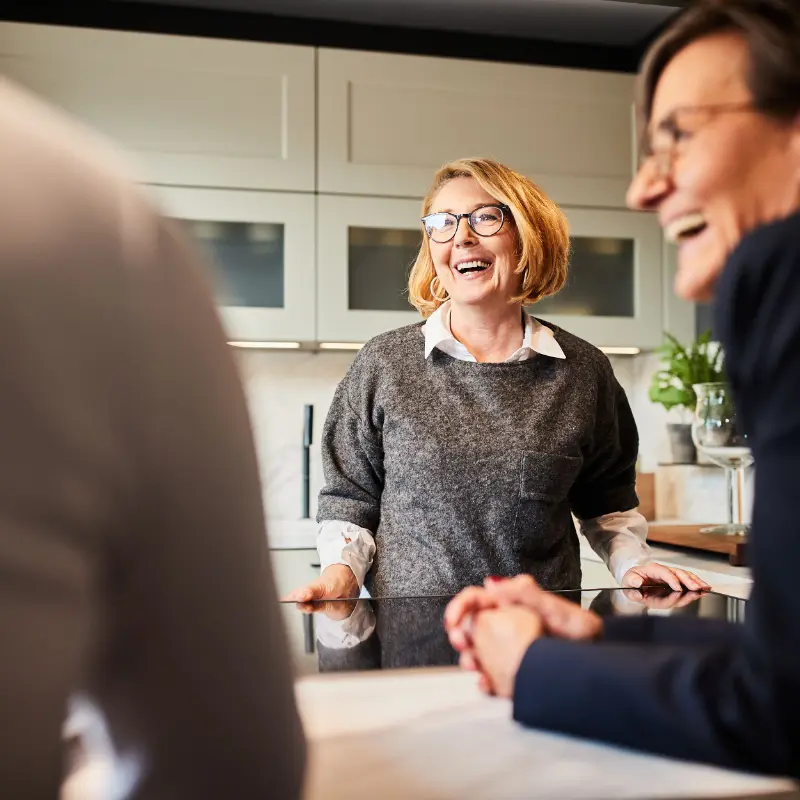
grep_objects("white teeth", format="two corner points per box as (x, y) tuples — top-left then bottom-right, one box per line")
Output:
(455, 260), (491, 273)
(665, 213), (707, 244)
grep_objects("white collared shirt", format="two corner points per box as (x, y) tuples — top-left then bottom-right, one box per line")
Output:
(423, 300), (566, 362)
(317, 303), (651, 592)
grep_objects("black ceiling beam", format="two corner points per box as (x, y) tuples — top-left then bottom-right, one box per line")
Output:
(2, 0), (640, 73)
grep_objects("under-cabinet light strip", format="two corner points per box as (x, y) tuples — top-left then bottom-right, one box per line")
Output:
(228, 341), (301, 349)
(598, 346), (641, 355)
(318, 342), (365, 351)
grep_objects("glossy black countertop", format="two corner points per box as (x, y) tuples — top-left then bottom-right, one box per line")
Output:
(283, 587), (746, 674)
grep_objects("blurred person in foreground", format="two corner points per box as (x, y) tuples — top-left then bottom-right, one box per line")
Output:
(446, 0), (800, 776)
(0, 78), (305, 797)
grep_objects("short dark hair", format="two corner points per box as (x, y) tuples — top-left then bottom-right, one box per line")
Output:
(639, 0), (800, 123)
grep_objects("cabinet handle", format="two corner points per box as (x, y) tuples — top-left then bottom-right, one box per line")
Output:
(303, 614), (315, 654)
(310, 563), (320, 569)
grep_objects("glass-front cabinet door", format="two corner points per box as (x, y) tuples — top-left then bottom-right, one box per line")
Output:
(316, 195), (424, 342)
(317, 196), (663, 349)
(536, 208), (663, 350)
(149, 186), (315, 342)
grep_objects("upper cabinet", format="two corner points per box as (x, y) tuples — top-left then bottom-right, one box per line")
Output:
(149, 186), (316, 342)
(536, 208), (663, 349)
(0, 22), (315, 191)
(317, 194), (423, 342)
(317, 48), (636, 207)
(318, 195), (663, 349)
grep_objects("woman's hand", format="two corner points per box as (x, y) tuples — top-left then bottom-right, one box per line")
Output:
(621, 562), (710, 592)
(621, 587), (706, 610)
(282, 564), (359, 604)
(446, 576), (604, 696)
(465, 607), (544, 697)
(445, 575), (603, 650)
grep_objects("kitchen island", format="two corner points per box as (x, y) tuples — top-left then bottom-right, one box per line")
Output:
(267, 518), (755, 598)
(290, 589), (795, 799)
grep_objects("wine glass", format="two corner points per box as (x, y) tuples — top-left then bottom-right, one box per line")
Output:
(691, 382), (753, 535)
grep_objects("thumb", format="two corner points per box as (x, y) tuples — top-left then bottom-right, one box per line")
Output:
(624, 570), (643, 588)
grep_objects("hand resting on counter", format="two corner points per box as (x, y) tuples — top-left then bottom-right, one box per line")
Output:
(282, 564), (360, 604)
(621, 562), (710, 592)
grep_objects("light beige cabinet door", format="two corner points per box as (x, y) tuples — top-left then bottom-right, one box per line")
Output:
(0, 22), (315, 191)
(533, 207), (664, 350)
(149, 186), (316, 342)
(270, 549), (320, 677)
(316, 194), (424, 342)
(318, 48), (636, 207)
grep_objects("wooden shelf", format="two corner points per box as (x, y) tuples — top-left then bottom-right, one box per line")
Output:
(648, 523), (748, 567)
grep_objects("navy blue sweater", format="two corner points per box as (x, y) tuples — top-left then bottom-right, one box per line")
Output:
(513, 211), (800, 776)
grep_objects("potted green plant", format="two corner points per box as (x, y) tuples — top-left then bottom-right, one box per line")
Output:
(649, 330), (725, 464)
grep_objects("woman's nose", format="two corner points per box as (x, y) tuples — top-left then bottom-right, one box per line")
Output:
(453, 216), (477, 246)
(627, 158), (671, 211)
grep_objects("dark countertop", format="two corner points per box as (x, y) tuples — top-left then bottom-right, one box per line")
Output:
(284, 587), (747, 674)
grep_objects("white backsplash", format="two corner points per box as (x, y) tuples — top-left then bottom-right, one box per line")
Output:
(236, 349), (733, 524)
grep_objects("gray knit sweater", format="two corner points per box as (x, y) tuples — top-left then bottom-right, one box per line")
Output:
(317, 321), (639, 597)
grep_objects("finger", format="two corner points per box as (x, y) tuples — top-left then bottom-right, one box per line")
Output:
(444, 587), (496, 630)
(487, 579), (594, 639)
(484, 574), (542, 607)
(673, 568), (710, 591)
(623, 588), (644, 603)
(645, 565), (683, 592)
(621, 569), (644, 589)
(459, 651), (480, 672)
(477, 672), (493, 695)
(448, 623), (473, 653)
(282, 581), (323, 603)
(673, 591), (705, 608)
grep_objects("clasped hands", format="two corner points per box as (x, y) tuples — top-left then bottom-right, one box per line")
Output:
(444, 567), (710, 699)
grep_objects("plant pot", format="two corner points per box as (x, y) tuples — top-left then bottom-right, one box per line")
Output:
(667, 423), (696, 464)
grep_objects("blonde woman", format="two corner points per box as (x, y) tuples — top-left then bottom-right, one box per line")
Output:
(286, 158), (704, 602)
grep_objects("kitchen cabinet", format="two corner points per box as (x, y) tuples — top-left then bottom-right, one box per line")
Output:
(663, 241), (699, 344)
(317, 48), (636, 207)
(149, 186), (316, 342)
(316, 194), (424, 342)
(534, 207), (664, 350)
(270, 548), (320, 676)
(317, 195), (664, 349)
(0, 21), (676, 351)
(0, 22), (315, 191)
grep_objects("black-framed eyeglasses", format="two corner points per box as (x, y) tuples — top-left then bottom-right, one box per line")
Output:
(639, 101), (756, 175)
(421, 204), (510, 244)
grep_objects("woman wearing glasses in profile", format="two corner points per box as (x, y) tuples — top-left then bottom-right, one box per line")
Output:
(285, 157), (704, 605)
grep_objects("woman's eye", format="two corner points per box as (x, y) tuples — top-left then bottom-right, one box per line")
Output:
(665, 119), (691, 143)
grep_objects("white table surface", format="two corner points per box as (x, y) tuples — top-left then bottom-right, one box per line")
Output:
(297, 667), (796, 800)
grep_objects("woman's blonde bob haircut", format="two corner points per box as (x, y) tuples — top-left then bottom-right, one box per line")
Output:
(408, 158), (571, 318)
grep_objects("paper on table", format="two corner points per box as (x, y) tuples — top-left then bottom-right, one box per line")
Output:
(298, 669), (797, 800)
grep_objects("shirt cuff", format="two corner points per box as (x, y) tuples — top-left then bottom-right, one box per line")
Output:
(579, 508), (652, 585)
(317, 520), (376, 589)
(314, 601), (377, 650)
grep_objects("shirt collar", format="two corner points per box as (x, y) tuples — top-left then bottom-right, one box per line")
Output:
(422, 300), (566, 360)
